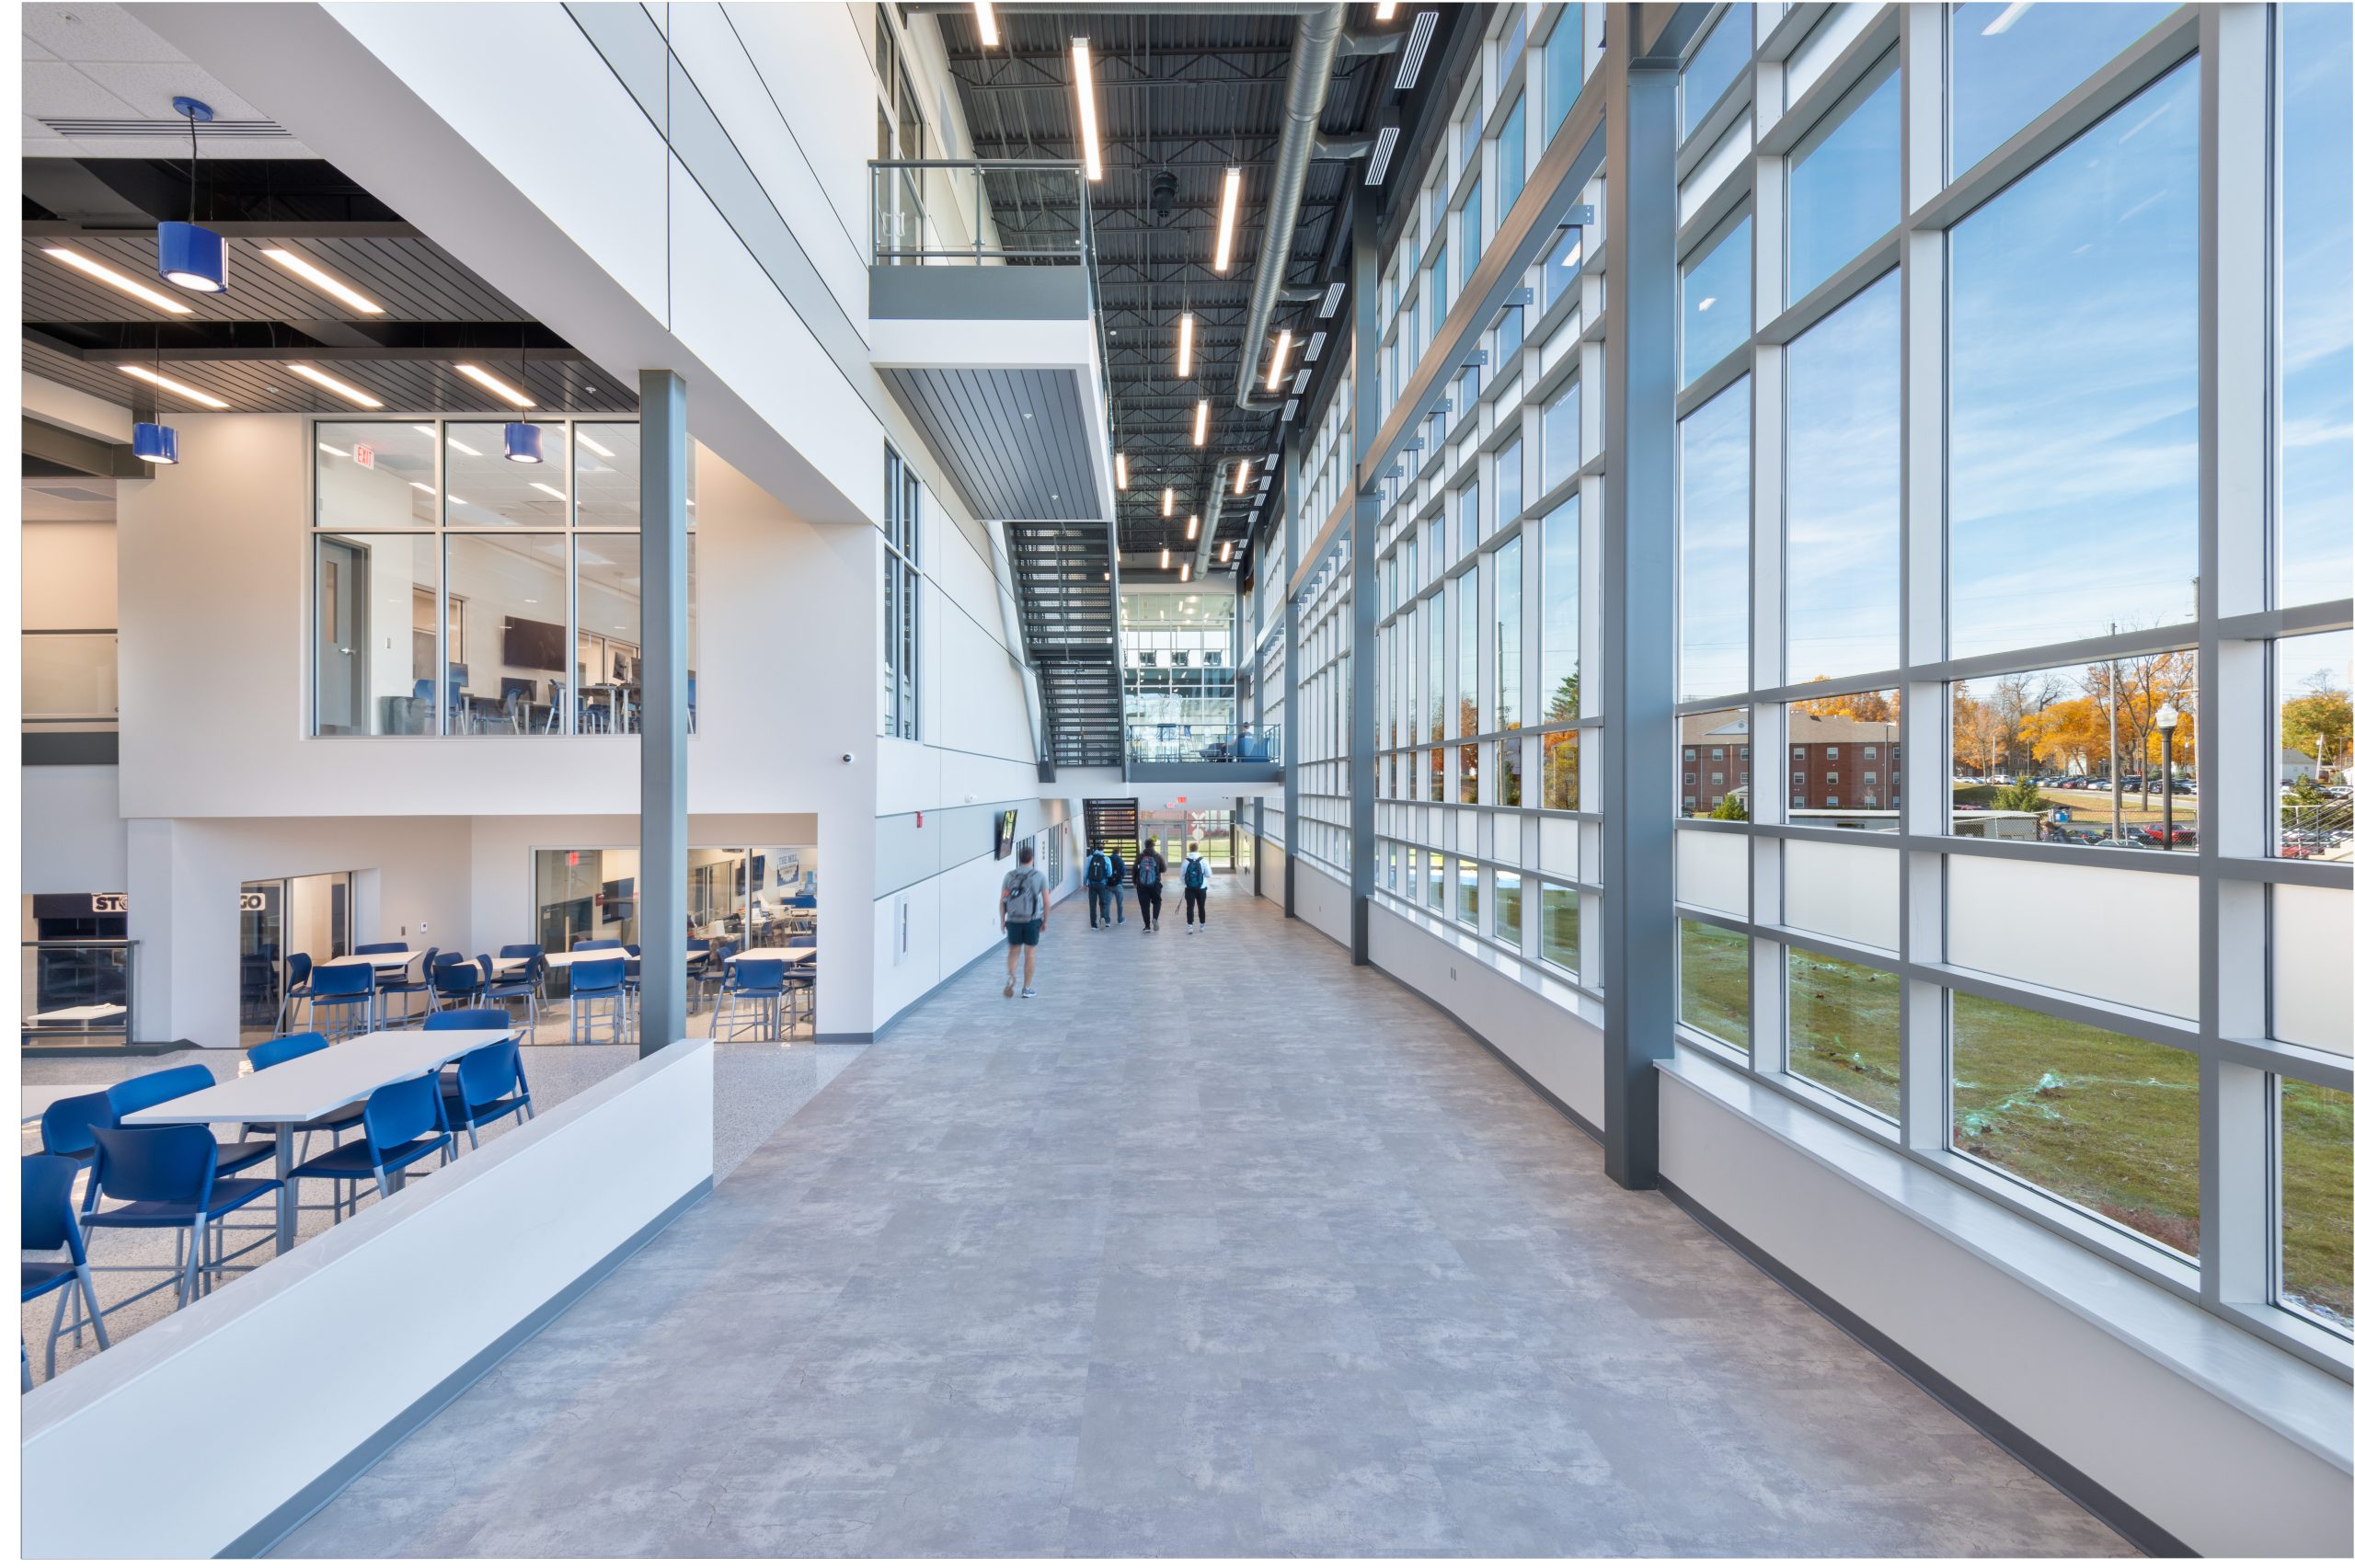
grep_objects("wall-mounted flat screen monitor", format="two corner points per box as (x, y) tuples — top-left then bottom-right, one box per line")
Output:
(503, 615), (567, 671)
(993, 808), (1019, 860)
(601, 876), (636, 923)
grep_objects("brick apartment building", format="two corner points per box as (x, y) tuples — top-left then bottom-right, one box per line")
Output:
(1679, 712), (1903, 817)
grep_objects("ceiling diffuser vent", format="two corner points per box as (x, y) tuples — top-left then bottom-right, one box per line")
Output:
(38, 116), (293, 139)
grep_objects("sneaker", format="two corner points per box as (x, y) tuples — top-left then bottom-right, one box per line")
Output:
(1004, 978), (1015, 998)
(1020, 987), (1037, 999)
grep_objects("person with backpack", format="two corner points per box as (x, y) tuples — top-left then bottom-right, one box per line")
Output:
(1180, 841), (1211, 933)
(1084, 841), (1114, 928)
(1105, 844), (1129, 925)
(1132, 837), (1166, 932)
(999, 842), (1050, 998)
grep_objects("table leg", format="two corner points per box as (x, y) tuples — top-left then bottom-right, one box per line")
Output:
(274, 1122), (297, 1253)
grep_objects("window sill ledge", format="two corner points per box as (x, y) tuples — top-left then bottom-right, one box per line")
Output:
(1658, 1049), (2354, 1476)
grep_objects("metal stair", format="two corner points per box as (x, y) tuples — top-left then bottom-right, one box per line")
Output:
(1083, 797), (1140, 877)
(1006, 519), (1124, 768)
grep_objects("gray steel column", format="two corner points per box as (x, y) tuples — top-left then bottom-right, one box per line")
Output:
(1281, 431), (1304, 919)
(1347, 196), (1380, 964)
(638, 369), (689, 1055)
(1599, 17), (1679, 1188)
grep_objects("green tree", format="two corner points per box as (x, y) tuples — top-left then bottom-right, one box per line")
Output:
(1708, 792), (1750, 821)
(2281, 687), (2353, 774)
(1546, 672), (1580, 722)
(1993, 778), (2046, 814)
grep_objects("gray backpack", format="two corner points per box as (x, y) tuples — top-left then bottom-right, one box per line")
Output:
(1003, 868), (1047, 922)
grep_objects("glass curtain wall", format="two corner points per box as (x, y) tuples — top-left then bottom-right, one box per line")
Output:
(1365, 4), (1599, 997)
(1262, 0), (2349, 1368)
(1661, 1), (2349, 1358)
(1122, 588), (1239, 757)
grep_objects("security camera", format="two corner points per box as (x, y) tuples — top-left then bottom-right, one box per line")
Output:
(841, 751), (856, 764)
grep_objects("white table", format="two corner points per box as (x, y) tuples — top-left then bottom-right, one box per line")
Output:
(725, 946), (819, 966)
(26, 1003), (127, 1024)
(317, 950), (426, 973)
(538, 949), (633, 970)
(121, 1028), (513, 1253)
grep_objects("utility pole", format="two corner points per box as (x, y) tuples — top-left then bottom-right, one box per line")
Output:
(2108, 622), (2123, 842)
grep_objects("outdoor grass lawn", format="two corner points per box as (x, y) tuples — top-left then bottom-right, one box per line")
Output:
(1680, 927), (2352, 1328)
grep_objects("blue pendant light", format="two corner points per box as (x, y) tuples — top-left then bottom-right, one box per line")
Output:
(502, 337), (542, 462)
(132, 421), (179, 465)
(158, 99), (227, 293)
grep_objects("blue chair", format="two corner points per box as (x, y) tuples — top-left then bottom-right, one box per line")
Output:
(37, 1089), (113, 1174)
(287, 1074), (454, 1220)
(85, 1126), (282, 1309)
(783, 935), (817, 1036)
(569, 956), (629, 1044)
(717, 958), (787, 1041)
(108, 1065), (276, 1181)
(247, 1033), (364, 1162)
(441, 1039), (535, 1150)
(309, 961), (377, 1039)
(692, 939), (739, 1011)
(480, 952), (543, 1032)
(574, 938), (626, 952)
(378, 945), (439, 1023)
(431, 955), (482, 1011)
(497, 944), (546, 998)
(23, 1154), (109, 1386)
(624, 945), (644, 1029)
(278, 953), (316, 1032)
(353, 942), (406, 955)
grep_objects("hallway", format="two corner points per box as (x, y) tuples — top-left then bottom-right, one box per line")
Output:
(280, 883), (2130, 1557)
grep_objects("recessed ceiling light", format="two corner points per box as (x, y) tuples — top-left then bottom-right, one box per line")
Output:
(259, 247), (384, 313)
(46, 247), (192, 315)
(317, 442), (350, 457)
(577, 431), (615, 458)
(287, 362), (384, 408)
(530, 481), (565, 500)
(119, 363), (229, 409)
(454, 362), (535, 407)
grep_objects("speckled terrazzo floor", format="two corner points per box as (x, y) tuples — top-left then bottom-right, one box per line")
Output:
(101, 886), (2131, 1555)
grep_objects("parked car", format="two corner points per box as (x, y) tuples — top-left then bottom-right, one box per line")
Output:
(2143, 825), (2199, 846)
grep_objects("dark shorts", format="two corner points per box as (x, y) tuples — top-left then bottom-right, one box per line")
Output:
(1005, 919), (1042, 947)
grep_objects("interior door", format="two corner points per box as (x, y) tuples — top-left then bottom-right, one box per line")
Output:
(316, 538), (369, 733)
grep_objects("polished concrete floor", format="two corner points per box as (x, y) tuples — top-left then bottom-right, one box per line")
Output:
(277, 884), (2130, 1556)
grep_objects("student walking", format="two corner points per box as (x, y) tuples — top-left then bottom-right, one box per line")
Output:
(1106, 845), (1129, 925)
(1180, 841), (1211, 933)
(999, 842), (1050, 998)
(1084, 841), (1114, 928)
(1132, 837), (1166, 931)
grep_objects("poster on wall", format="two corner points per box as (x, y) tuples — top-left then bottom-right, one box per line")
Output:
(993, 808), (1019, 860)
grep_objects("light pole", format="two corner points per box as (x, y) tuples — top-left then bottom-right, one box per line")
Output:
(2154, 702), (2179, 851)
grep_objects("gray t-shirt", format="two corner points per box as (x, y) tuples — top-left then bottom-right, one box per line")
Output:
(1001, 865), (1048, 922)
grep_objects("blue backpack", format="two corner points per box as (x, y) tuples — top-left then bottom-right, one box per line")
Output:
(1182, 856), (1208, 890)
(1136, 854), (1161, 888)
(1086, 853), (1109, 888)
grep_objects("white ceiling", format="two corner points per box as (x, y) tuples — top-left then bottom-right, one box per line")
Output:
(21, 3), (314, 159)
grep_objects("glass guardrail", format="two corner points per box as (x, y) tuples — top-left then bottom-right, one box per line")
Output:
(23, 631), (118, 723)
(22, 941), (135, 1045)
(1126, 724), (1282, 766)
(869, 158), (1092, 266)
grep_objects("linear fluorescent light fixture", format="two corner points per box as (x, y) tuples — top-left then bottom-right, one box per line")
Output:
(1116, 452), (1129, 489)
(1396, 12), (1438, 92)
(259, 248), (383, 314)
(413, 423), (483, 457)
(1181, 562), (1191, 583)
(576, 430), (615, 458)
(1072, 38), (1104, 181)
(529, 480), (566, 500)
(1186, 514), (1200, 541)
(119, 363), (229, 409)
(1266, 328), (1293, 392)
(1374, 0), (1398, 17)
(1235, 460), (1250, 495)
(1160, 547), (1171, 568)
(1163, 486), (1174, 517)
(974, 1), (998, 46)
(288, 361), (384, 408)
(1177, 311), (1194, 379)
(1364, 125), (1400, 186)
(1317, 282), (1345, 318)
(1213, 167), (1242, 274)
(454, 362), (535, 407)
(1220, 539), (1234, 563)
(1304, 330), (1327, 361)
(46, 247), (193, 315)
(1193, 398), (1209, 446)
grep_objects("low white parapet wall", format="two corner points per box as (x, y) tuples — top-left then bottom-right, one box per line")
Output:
(22, 1036), (715, 1559)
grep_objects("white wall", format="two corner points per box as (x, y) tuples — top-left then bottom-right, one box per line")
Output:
(22, 518), (117, 629)
(1659, 1060), (2354, 1558)
(22, 1038), (713, 1560)
(20, 766), (126, 896)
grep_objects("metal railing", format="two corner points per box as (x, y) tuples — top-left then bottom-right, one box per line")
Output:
(1126, 723), (1283, 767)
(21, 940), (135, 1047)
(869, 157), (1095, 267)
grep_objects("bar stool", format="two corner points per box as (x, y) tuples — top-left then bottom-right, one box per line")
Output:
(569, 956), (629, 1045)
